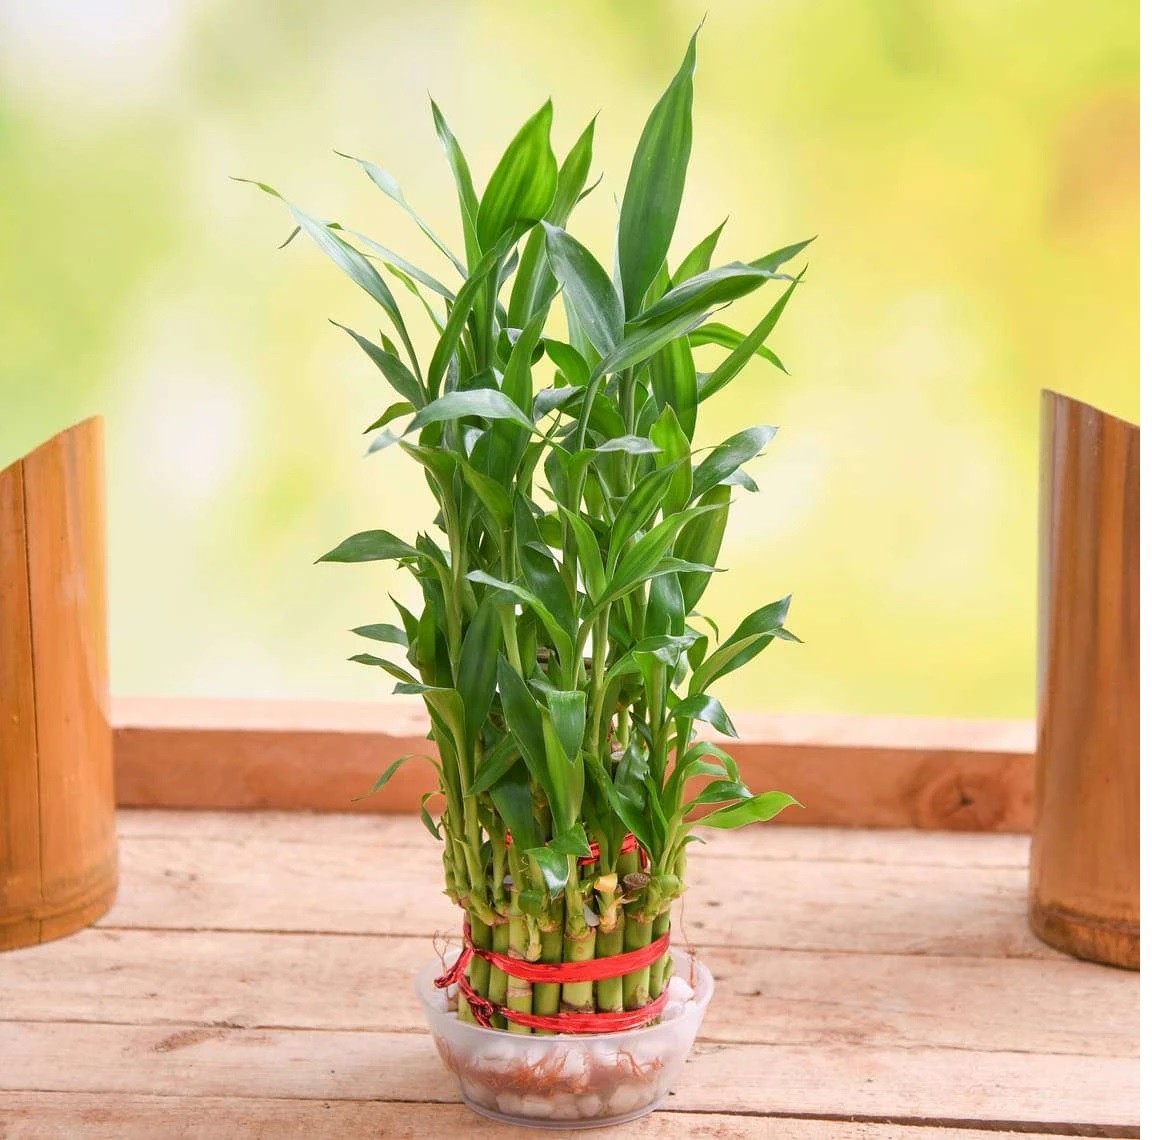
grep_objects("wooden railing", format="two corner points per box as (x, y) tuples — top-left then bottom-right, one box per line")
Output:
(112, 698), (1035, 832)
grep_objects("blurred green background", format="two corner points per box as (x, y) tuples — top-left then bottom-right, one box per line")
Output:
(0, 0), (1137, 718)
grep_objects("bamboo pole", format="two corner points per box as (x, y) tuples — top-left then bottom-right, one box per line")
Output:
(1029, 391), (1138, 969)
(0, 419), (117, 951)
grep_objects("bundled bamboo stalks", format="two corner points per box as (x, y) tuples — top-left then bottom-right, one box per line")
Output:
(253, 27), (806, 1035)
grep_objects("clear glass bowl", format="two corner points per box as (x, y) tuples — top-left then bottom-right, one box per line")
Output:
(415, 947), (714, 1129)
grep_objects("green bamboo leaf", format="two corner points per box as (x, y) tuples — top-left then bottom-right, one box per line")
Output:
(593, 435), (662, 455)
(405, 389), (534, 436)
(496, 658), (550, 793)
(456, 458), (514, 529)
(317, 530), (421, 563)
(592, 305), (712, 381)
(649, 334), (698, 440)
(672, 219), (726, 285)
(699, 275), (802, 401)
(688, 322), (786, 371)
(469, 735), (521, 796)
(544, 340), (592, 389)
(545, 689), (586, 762)
(649, 406), (692, 513)
(601, 504), (723, 605)
(490, 765), (543, 850)
(344, 227), (455, 300)
(477, 102), (558, 251)
(526, 844), (570, 898)
(457, 597), (502, 745)
(692, 425), (777, 500)
(632, 264), (788, 328)
(672, 692), (738, 737)
(331, 322), (424, 408)
(352, 753), (439, 802)
(542, 223), (623, 358)
(549, 117), (597, 224)
(689, 631), (780, 698)
(335, 151), (467, 275)
(426, 246), (503, 398)
(501, 305), (551, 415)
(349, 653), (420, 686)
(469, 571), (574, 676)
(548, 820), (592, 858)
(617, 31), (697, 316)
(429, 99), (481, 268)
(674, 484), (730, 612)
(689, 778), (754, 806)
(606, 463), (681, 568)
(589, 760), (654, 853)
(559, 507), (606, 599)
(351, 623), (408, 647)
(632, 633), (698, 667)
(542, 699), (584, 832)
(363, 401), (415, 434)
(750, 236), (816, 273)
(419, 791), (443, 839)
(507, 117), (597, 328)
(287, 202), (419, 373)
(695, 791), (802, 829)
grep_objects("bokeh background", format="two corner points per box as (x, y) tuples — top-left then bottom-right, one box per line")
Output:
(0, 0), (1138, 718)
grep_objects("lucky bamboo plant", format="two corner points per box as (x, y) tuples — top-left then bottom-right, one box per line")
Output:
(248, 30), (806, 1032)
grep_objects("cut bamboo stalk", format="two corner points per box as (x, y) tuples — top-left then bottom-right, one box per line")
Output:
(1029, 391), (1139, 969)
(0, 418), (117, 951)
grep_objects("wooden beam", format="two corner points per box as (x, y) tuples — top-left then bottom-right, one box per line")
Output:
(112, 698), (1035, 831)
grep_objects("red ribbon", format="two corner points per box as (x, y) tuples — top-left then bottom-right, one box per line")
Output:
(435, 925), (672, 1033)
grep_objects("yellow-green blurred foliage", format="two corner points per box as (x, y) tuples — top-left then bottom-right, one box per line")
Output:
(0, 0), (1137, 716)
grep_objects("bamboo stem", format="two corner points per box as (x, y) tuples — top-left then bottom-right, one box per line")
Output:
(622, 912), (654, 1010)
(532, 923), (564, 1035)
(504, 911), (534, 1034)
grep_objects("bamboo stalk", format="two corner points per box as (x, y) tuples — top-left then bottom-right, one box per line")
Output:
(487, 919), (509, 1030)
(532, 921), (564, 1035)
(504, 911), (534, 1034)
(560, 866), (596, 1013)
(621, 912), (654, 1010)
(649, 909), (672, 999)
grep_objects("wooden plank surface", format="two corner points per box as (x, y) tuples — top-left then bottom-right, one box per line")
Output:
(95, 819), (1056, 959)
(111, 698), (1036, 831)
(0, 1021), (1137, 1130)
(1, 810), (1137, 1137)
(114, 807), (1032, 866)
(0, 1095), (1079, 1140)
(3, 929), (1135, 1057)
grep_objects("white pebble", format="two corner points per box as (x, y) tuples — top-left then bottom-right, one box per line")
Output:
(549, 1093), (580, 1120)
(518, 1094), (555, 1119)
(496, 1092), (522, 1116)
(605, 1083), (651, 1116)
(666, 976), (694, 1003)
(578, 1093), (604, 1119)
(661, 1000), (686, 1022)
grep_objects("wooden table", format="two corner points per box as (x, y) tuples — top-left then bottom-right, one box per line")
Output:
(0, 811), (1138, 1138)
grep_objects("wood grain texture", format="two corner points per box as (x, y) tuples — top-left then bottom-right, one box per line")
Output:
(0, 1095), (1081, 1140)
(0, 1021), (1136, 1131)
(112, 697), (1035, 831)
(3, 928), (1135, 1057)
(0, 419), (117, 951)
(97, 818), (1056, 959)
(1031, 392), (1139, 968)
(3, 810), (1136, 1135)
(0, 458), (42, 950)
